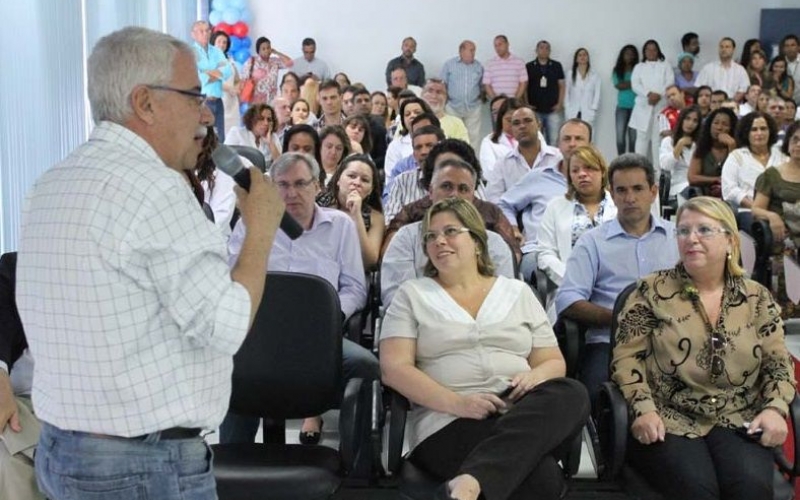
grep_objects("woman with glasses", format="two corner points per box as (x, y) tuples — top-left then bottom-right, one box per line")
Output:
(224, 103), (281, 165)
(611, 196), (795, 500)
(381, 197), (589, 500)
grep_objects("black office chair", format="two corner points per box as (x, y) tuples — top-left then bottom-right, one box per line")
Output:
(658, 170), (677, 220)
(229, 145), (268, 173)
(736, 210), (774, 287)
(596, 282), (800, 499)
(212, 272), (378, 500)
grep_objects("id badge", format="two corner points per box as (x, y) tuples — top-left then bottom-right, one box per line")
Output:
(540, 76), (547, 88)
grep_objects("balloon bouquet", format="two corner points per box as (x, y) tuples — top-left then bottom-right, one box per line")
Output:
(209, 0), (253, 116)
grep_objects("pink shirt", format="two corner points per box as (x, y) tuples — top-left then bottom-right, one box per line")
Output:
(483, 53), (527, 96)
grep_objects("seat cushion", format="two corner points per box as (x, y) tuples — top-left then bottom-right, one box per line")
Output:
(213, 443), (342, 500)
(397, 460), (440, 500)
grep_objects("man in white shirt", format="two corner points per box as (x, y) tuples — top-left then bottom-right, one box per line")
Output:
(738, 84), (762, 116)
(390, 67), (422, 97)
(291, 37), (331, 82)
(696, 37), (750, 103)
(15, 27), (284, 499)
(781, 35), (800, 104)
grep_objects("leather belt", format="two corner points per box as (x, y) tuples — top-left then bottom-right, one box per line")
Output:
(89, 427), (202, 441)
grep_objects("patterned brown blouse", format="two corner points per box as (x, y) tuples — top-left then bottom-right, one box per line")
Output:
(611, 264), (796, 438)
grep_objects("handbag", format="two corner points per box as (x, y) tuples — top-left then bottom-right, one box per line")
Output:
(239, 57), (256, 103)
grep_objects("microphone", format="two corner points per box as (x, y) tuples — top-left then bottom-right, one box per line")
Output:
(211, 144), (303, 240)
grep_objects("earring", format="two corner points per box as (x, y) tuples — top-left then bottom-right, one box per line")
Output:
(727, 249), (732, 261)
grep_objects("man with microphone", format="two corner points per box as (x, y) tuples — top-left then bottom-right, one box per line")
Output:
(16, 27), (284, 499)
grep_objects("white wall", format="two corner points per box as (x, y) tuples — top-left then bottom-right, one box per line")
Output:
(252, 0), (800, 159)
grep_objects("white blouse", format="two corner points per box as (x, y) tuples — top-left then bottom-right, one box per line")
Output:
(659, 136), (695, 198)
(721, 147), (788, 206)
(564, 69), (601, 124)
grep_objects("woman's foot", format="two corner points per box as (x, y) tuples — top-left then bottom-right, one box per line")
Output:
(299, 416), (323, 445)
(446, 474), (480, 500)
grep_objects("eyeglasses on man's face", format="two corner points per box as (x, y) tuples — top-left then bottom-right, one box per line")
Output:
(147, 85), (208, 107)
(275, 178), (316, 191)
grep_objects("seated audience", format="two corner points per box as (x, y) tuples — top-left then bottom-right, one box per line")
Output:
(318, 125), (351, 186)
(738, 84), (762, 116)
(334, 72), (351, 89)
(315, 79), (346, 131)
(659, 106), (702, 200)
(0, 253), (44, 500)
(299, 74), (320, 117)
(746, 49), (769, 88)
(695, 85), (713, 119)
(371, 91), (392, 129)
(271, 96), (292, 141)
(752, 121), (800, 318)
(533, 144), (617, 321)
(317, 154), (385, 270)
(195, 126), (236, 233)
(383, 113), (442, 194)
(612, 196), (795, 500)
(380, 197), (590, 500)
(289, 98), (312, 125)
(556, 153), (679, 404)
(384, 97), (434, 176)
(657, 85), (687, 137)
(224, 153), (378, 445)
(479, 97), (522, 177)
(721, 112), (785, 209)
(381, 158), (516, 306)
(343, 114), (373, 156)
(687, 108), (738, 197)
(225, 103), (281, 164)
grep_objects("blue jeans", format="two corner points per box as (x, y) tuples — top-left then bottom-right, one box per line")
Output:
(206, 98), (225, 143)
(615, 107), (636, 155)
(35, 421), (216, 500)
(535, 110), (562, 146)
(219, 338), (380, 443)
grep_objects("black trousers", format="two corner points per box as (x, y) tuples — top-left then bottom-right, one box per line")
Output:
(626, 426), (775, 500)
(409, 378), (590, 500)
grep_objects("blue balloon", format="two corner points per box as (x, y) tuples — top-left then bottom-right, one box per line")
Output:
(208, 10), (222, 26)
(240, 36), (252, 49)
(240, 102), (249, 116)
(229, 36), (242, 52)
(240, 9), (253, 25)
(212, 0), (228, 11)
(234, 48), (250, 64)
(229, 0), (247, 9)
(222, 8), (239, 24)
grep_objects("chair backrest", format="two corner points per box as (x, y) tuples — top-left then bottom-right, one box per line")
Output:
(229, 145), (267, 173)
(229, 272), (343, 420)
(607, 282), (639, 378)
(736, 211), (774, 287)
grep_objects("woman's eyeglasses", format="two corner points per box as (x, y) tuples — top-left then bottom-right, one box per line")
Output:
(422, 226), (470, 244)
(675, 225), (729, 239)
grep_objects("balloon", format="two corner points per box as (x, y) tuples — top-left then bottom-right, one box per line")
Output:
(240, 102), (250, 116)
(229, 0), (247, 9)
(212, 0), (228, 11)
(234, 48), (250, 64)
(214, 22), (232, 35)
(240, 36), (252, 49)
(231, 21), (248, 38)
(222, 8), (239, 24)
(240, 9), (253, 25)
(229, 36), (242, 52)
(208, 10), (222, 26)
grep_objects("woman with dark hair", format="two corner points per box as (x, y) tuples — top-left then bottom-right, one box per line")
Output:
(384, 97), (434, 176)
(225, 103), (281, 164)
(613, 196), (794, 499)
(343, 114), (373, 156)
(752, 121), (800, 317)
(211, 30), (241, 134)
(695, 85), (713, 119)
(721, 112), (785, 209)
(660, 106), (702, 200)
(317, 154), (385, 270)
(381, 197), (589, 500)
(745, 50), (770, 88)
(281, 123), (322, 168)
(280, 71), (300, 91)
(371, 91), (392, 129)
(739, 38), (763, 69)
(768, 57), (795, 101)
(565, 48), (601, 127)
(613, 45), (639, 155)
(385, 86), (403, 138)
(630, 40), (673, 161)
(687, 108), (738, 197)
(289, 98), (311, 126)
(480, 97), (523, 176)
(195, 125), (237, 233)
(242, 37), (293, 105)
(318, 125), (351, 186)
(334, 72), (351, 88)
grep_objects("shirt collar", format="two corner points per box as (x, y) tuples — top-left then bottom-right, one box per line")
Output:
(604, 214), (670, 240)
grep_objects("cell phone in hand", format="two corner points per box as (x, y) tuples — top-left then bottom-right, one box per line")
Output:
(736, 424), (763, 440)
(498, 386), (513, 399)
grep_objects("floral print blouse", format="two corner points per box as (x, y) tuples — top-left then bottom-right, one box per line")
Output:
(243, 55), (287, 105)
(611, 264), (796, 438)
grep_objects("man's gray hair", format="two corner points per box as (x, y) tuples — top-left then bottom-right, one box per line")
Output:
(269, 152), (321, 180)
(88, 26), (191, 124)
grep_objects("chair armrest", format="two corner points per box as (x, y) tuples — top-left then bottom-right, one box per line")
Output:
(554, 317), (585, 379)
(532, 267), (549, 308)
(596, 381), (629, 481)
(387, 388), (410, 475)
(344, 309), (366, 345)
(775, 393), (800, 478)
(750, 219), (774, 288)
(684, 186), (703, 200)
(339, 377), (364, 472)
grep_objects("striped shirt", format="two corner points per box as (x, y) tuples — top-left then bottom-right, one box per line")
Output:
(441, 57), (484, 114)
(384, 169), (489, 225)
(483, 53), (527, 97)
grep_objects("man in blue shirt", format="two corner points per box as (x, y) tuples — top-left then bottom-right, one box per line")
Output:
(555, 153), (679, 404)
(191, 21), (231, 142)
(441, 40), (485, 148)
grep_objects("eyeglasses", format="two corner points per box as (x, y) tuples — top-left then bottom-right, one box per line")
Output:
(276, 178), (316, 191)
(147, 85), (207, 106)
(422, 226), (471, 244)
(674, 225), (729, 239)
(510, 117), (536, 127)
(709, 332), (726, 380)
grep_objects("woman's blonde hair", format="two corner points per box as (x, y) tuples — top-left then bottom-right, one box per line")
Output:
(421, 198), (495, 278)
(565, 144), (609, 201)
(676, 196), (744, 277)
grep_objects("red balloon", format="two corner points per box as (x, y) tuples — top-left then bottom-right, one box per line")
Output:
(232, 22), (249, 38)
(214, 22), (232, 34)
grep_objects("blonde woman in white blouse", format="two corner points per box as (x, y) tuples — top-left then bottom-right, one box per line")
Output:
(564, 48), (601, 127)
(721, 112), (787, 209)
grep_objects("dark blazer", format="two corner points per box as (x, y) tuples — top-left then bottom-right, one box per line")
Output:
(0, 252), (26, 370)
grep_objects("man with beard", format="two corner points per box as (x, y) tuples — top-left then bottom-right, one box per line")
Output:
(421, 78), (469, 142)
